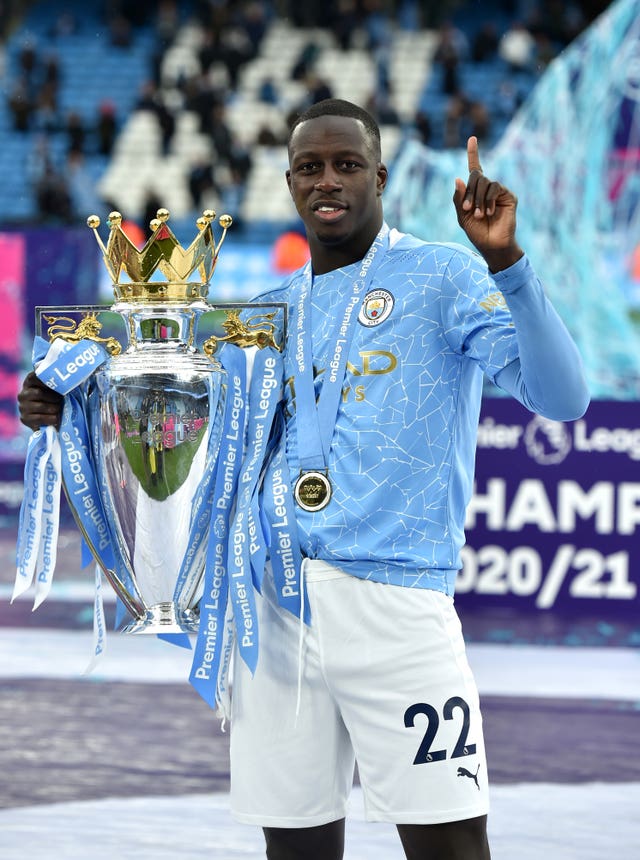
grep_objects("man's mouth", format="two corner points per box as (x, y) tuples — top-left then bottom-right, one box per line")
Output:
(312, 203), (347, 221)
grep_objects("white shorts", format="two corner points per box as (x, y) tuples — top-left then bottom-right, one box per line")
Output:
(230, 560), (489, 827)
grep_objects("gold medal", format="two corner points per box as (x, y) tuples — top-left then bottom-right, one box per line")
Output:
(294, 471), (332, 512)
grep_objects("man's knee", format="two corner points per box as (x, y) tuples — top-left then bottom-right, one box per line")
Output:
(263, 819), (345, 860)
(397, 814), (490, 860)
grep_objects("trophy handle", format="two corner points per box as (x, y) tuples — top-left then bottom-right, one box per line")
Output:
(201, 309), (282, 355)
(42, 312), (122, 355)
(62, 484), (147, 621)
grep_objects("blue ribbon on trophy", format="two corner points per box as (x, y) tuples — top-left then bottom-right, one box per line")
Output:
(171, 369), (230, 613)
(262, 442), (308, 622)
(189, 343), (247, 708)
(226, 344), (283, 676)
(84, 564), (107, 674)
(14, 207), (287, 709)
(14, 334), (114, 595)
(15, 333), (128, 665)
(14, 423), (60, 609)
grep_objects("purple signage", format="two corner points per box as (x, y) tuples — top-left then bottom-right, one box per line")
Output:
(457, 398), (640, 617)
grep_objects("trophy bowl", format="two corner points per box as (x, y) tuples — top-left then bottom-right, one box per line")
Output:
(87, 303), (226, 634)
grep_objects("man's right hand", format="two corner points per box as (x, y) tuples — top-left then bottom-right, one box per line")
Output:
(18, 371), (63, 431)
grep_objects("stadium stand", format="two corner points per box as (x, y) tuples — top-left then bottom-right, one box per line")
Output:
(0, 1), (607, 239)
(0, 1), (156, 223)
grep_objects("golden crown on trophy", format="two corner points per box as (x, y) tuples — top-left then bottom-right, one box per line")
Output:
(86, 207), (232, 302)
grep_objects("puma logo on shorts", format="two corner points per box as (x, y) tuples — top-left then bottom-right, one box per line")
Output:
(457, 765), (481, 789)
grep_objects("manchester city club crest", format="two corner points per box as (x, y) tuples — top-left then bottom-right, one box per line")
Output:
(358, 288), (394, 327)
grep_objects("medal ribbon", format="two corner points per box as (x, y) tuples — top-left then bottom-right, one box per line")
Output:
(262, 227), (389, 621)
(293, 224), (390, 472)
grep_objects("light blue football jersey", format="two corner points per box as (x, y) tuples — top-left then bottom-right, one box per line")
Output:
(253, 228), (557, 594)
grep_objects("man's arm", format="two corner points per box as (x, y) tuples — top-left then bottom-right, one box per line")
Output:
(491, 256), (589, 420)
(453, 136), (589, 420)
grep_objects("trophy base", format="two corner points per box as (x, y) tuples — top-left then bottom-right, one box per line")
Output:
(120, 602), (200, 635)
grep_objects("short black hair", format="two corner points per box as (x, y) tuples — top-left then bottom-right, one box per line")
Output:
(287, 99), (381, 160)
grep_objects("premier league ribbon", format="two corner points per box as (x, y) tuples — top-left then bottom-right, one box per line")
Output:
(14, 335), (112, 609)
(59, 393), (119, 571)
(83, 564), (107, 675)
(31, 433), (61, 610)
(35, 336), (109, 394)
(60, 390), (133, 625)
(261, 407), (309, 623)
(14, 333), (134, 668)
(16, 328), (285, 701)
(191, 343), (284, 701)
(291, 224), (390, 511)
(190, 344), (247, 708)
(14, 425), (60, 605)
(172, 367), (229, 608)
(227, 345), (283, 675)
(84, 397), (140, 632)
(260, 227), (390, 619)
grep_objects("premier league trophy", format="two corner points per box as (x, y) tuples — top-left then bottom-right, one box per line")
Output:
(16, 208), (284, 669)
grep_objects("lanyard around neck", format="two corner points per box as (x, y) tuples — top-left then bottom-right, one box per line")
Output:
(292, 223), (390, 473)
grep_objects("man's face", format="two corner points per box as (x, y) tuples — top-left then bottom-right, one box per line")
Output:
(286, 115), (387, 250)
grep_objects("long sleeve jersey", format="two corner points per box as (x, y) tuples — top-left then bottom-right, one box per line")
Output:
(253, 227), (589, 595)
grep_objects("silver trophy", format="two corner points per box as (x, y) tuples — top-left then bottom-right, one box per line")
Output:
(38, 208), (283, 634)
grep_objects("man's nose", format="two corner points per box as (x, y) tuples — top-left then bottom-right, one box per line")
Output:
(314, 169), (342, 191)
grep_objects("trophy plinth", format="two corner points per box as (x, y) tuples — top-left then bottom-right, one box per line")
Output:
(120, 602), (200, 634)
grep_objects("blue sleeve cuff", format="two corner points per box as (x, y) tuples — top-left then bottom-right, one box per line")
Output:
(490, 254), (532, 294)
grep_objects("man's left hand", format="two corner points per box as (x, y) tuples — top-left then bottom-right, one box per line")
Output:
(453, 136), (524, 272)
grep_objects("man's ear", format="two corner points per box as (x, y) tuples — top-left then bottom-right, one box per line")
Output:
(377, 162), (388, 196)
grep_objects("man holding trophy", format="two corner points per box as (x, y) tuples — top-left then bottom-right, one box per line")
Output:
(18, 99), (589, 859)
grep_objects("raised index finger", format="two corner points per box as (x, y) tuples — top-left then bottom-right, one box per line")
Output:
(467, 136), (482, 174)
